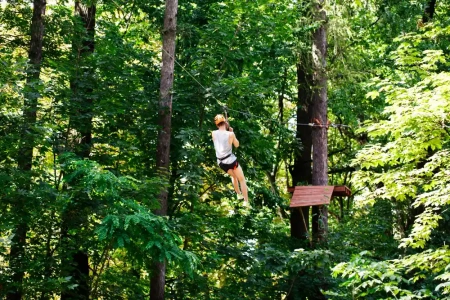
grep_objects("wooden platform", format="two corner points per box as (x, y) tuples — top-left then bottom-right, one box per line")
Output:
(288, 185), (351, 207)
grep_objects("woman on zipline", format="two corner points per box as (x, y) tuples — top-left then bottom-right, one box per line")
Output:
(212, 114), (249, 206)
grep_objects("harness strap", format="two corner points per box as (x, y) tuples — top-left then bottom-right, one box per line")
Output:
(217, 153), (231, 161)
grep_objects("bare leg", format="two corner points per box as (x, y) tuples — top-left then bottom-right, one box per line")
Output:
(227, 169), (241, 195)
(231, 165), (248, 203)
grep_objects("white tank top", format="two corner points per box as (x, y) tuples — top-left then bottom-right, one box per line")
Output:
(213, 130), (236, 165)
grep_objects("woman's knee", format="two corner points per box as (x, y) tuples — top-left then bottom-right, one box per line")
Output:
(235, 166), (245, 180)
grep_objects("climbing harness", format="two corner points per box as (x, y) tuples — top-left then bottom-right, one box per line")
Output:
(217, 153), (231, 162)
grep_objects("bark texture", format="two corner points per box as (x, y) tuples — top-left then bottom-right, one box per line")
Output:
(70, 1), (96, 158)
(422, 0), (437, 23)
(289, 64), (313, 241)
(311, 0), (328, 242)
(7, 0), (46, 299)
(150, 0), (178, 299)
(61, 2), (96, 299)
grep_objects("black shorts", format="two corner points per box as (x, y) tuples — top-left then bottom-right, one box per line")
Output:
(219, 159), (239, 173)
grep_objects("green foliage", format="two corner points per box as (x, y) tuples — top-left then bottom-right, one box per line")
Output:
(3, 0), (450, 298)
(334, 16), (450, 299)
(332, 247), (450, 299)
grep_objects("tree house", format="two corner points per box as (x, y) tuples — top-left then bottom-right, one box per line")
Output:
(288, 185), (351, 207)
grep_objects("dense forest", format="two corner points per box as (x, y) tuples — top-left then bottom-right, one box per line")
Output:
(1, 0), (450, 299)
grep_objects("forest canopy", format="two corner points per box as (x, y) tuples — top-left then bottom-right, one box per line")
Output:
(1, 0), (450, 299)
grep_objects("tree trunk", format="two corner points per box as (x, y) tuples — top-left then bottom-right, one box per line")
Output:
(150, 0), (178, 299)
(311, 0), (328, 243)
(61, 2), (96, 299)
(266, 68), (289, 196)
(422, 0), (437, 23)
(70, 1), (96, 158)
(289, 64), (313, 241)
(7, 0), (46, 299)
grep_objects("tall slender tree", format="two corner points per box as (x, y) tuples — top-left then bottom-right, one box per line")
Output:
(7, 0), (46, 299)
(150, 0), (178, 298)
(311, 0), (328, 242)
(61, 1), (96, 298)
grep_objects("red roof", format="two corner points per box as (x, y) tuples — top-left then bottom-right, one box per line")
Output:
(289, 186), (351, 207)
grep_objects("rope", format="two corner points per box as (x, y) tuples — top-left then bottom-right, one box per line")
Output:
(225, 107), (350, 128)
(161, 47), (227, 106)
(223, 105), (229, 130)
(161, 47), (351, 129)
(299, 207), (310, 240)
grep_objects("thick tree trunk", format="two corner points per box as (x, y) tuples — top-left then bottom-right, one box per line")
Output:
(289, 64), (313, 241)
(7, 1), (46, 299)
(287, 63), (321, 299)
(61, 2), (96, 299)
(311, 0), (328, 242)
(150, 0), (178, 299)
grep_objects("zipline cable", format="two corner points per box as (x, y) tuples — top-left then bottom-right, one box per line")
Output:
(163, 48), (450, 130)
(161, 47), (351, 129)
(224, 106), (351, 128)
(161, 47), (225, 105)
